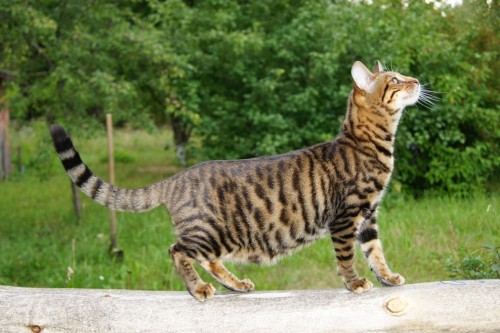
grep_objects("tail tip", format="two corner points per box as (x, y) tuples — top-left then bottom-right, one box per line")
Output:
(50, 124), (68, 141)
(50, 124), (72, 151)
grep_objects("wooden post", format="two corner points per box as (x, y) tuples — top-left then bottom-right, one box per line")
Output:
(0, 110), (11, 180)
(71, 182), (82, 222)
(105, 114), (123, 260)
(16, 146), (24, 175)
(62, 126), (81, 222)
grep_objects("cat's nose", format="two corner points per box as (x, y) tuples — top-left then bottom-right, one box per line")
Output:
(412, 79), (419, 85)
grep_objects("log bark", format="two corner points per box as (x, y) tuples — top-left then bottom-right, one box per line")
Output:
(0, 280), (499, 333)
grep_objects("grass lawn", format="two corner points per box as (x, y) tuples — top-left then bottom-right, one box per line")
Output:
(0, 123), (498, 292)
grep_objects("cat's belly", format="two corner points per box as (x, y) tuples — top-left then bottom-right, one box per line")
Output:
(223, 228), (328, 265)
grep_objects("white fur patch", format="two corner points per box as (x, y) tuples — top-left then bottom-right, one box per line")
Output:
(69, 164), (86, 179)
(59, 149), (75, 160)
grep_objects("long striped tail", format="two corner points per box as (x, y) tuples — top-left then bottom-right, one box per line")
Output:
(50, 124), (167, 212)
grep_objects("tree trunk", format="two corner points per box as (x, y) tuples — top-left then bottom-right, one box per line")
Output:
(175, 144), (186, 167)
(171, 116), (191, 166)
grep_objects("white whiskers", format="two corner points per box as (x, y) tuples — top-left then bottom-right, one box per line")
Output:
(417, 85), (441, 109)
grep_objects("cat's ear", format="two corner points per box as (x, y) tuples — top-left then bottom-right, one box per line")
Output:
(372, 60), (383, 74)
(351, 61), (374, 92)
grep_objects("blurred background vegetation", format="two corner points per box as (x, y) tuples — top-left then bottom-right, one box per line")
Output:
(0, 0), (498, 291)
(1, 0), (498, 195)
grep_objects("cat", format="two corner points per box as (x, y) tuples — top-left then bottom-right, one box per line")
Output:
(50, 60), (421, 301)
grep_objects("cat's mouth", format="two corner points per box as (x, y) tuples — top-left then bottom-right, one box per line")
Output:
(404, 83), (421, 106)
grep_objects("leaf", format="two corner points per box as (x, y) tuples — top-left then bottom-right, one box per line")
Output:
(482, 244), (497, 251)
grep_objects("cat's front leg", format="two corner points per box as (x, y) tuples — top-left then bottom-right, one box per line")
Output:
(356, 210), (405, 287)
(330, 219), (373, 293)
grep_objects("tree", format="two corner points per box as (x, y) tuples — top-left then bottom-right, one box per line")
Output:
(0, 0), (195, 164)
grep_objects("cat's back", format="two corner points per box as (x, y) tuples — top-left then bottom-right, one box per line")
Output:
(173, 143), (331, 183)
(164, 143), (335, 217)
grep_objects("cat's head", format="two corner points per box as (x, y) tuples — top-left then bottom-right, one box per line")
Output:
(351, 61), (420, 114)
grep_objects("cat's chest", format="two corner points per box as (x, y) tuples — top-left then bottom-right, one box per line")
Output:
(354, 154), (393, 186)
(339, 158), (392, 209)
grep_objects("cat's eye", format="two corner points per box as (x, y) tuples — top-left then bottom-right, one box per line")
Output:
(390, 77), (400, 84)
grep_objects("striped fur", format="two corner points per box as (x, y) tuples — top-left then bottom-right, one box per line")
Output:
(51, 60), (421, 301)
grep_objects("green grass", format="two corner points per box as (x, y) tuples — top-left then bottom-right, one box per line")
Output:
(0, 123), (498, 293)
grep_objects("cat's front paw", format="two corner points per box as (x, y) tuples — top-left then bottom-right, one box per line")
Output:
(191, 282), (216, 302)
(344, 277), (373, 294)
(375, 273), (405, 286)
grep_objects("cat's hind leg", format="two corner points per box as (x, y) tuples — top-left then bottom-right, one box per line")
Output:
(169, 244), (216, 301)
(199, 259), (255, 293)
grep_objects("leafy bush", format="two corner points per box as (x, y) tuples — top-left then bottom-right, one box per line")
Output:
(164, 0), (499, 195)
(446, 245), (500, 280)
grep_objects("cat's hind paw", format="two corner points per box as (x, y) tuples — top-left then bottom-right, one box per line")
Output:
(344, 277), (373, 294)
(191, 282), (216, 302)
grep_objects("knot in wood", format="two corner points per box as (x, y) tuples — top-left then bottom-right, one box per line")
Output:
(384, 296), (408, 316)
(30, 325), (42, 333)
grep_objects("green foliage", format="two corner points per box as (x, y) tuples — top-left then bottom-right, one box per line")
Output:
(165, 0), (499, 194)
(185, 0), (346, 158)
(395, 0), (499, 195)
(0, 0), (190, 132)
(446, 245), (500, 280)
(1, 0), (498, 195)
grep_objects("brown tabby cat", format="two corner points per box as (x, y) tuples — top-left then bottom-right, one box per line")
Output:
(51, 60), (421, 301)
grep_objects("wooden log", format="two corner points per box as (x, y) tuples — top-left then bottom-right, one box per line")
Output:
(0, 280), (499, 332)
